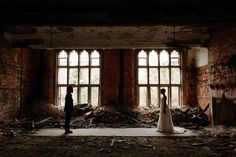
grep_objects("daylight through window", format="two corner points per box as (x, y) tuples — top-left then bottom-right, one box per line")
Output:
(57, 50), (100, 107)
(137, 50), (181, 108)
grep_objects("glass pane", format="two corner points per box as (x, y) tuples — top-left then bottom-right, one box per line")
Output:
(138, 58), (147, 66)
(171, 58), (180, 66)
(138, 50), (147, 66)
(58, 68), (67, 84)
(58, 50), (67, 66)
(171, 50), (180, 65)
(150, 87), (158, 106)
(91, 87), (99, 107)
(69, 50), (78, 66)
(91, 58), (100, 66)
(171, 87), (179, 107)
(139, 87), (147, 106)
(149, 68), (158, 84)
(160, 50), (169, 66)
(80, 50), (89, 66)
(91, 50), (100, 66)
(79, 68), (89, 84)
(138, 68), (147, 84)
(90, 68), (100, 84)
(69, 68), (78, 84)
(171, 68), (180, 84)
(80, 87), (88, 104)
(58, 86), (66, 106)
(72, 87), (78, 105)
(160, 68), (169, 84)
(149, 50), (158, 66)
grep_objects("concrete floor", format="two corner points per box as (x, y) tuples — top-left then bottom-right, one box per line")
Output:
(33, 127), (196, 137)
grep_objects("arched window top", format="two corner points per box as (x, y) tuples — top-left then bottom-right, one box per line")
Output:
(69, 50), (78, 66)
(160, 50), (169, 66)
(138, 50), (147, 58)
(171, 50), (179, 58)
(59, 50), (67, 58)
(149, 50), (158, 66)
(91, 50), (100, 58)
(80, 50), (89, 66)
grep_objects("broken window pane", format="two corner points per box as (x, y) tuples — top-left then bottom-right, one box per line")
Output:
(69, 68), (78, 84)
(80, 87), (88, 104)
(138, 68), (147, 84)
(79, 68), (89, 84)
(150, 87), (158, 106)
(91, 87), (99, 106)
(139, 87), (147, 106)
(58, 68), (67, 84)
(72, 87), (77, 105)
(58, 50), (67, 66)
(171, 50), (180, 65)
(171, 87), (179, 107)
(149, 50), (158, 66)
(160, 50), (169, 66)
(80, 50), (89, 66)
(91, 50), (100, 66)
(69, 50), (78, 66)
(171, 68), (180, 84)
(58, 86), (66, 106)
(138, 50), (147, 66)
(160, 68), (169, 84)
(90, 68), (100, 84)
(149, 68), (158, 84)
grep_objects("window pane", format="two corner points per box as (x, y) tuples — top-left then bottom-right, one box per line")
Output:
(149, 50), (158, 66)
(171, 50), (180, 65)
(138, 68), (147, 84)
(171, 87), (179, 107)
(79, 68), (89, 84)
(160, 50), (169, 66)
(150, 87), (158, 106)
(91, 87), (99, 107)
(58, 50), (67, 66)
(138, 58), (147, 66)
(69, 68), (78, 84)
(91, 50), (100, 66)
(138, 50), (147, 66)
(80, 50), (89, 66)
(80, 87), (88, 104)
(58, 86), (66, 106)
(171, 68), (180, 84)
(58, 68), (67, 84)
(69, 50), (78, 66)
(149, 68), (158, 84)
(139, 87), (147, 106)
(90, 68), (100, 84)
(160, 68), (169, 84)
(72, 87), (78, 105)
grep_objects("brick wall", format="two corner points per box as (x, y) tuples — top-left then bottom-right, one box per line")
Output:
(0, 48), (20, 122)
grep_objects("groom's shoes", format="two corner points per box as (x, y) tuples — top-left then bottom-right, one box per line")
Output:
(65, 130), (73, 134)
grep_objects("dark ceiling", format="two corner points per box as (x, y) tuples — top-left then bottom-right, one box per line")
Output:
(0, 0), (236, 26)
(0, 1), (235, 49)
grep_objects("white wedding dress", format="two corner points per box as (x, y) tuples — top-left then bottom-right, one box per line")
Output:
(157, 95), (174, 132)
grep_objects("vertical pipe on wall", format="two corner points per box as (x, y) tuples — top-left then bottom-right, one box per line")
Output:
(18, 48), (22, 109)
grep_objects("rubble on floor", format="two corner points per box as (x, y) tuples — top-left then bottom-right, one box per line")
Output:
(0, 104), (211, 135)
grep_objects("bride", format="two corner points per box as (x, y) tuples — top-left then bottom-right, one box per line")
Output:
(157, 88), (174, 133)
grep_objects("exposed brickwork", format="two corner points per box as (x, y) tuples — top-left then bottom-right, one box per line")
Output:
(101, 50), (120, 106)
(0, 48), (20, 122)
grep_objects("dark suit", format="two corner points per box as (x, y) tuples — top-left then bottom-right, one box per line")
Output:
(64, 92), (74, 132)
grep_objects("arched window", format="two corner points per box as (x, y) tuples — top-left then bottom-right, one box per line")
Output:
(137, 49), (181, 108)
(57, 50), (101, 107)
